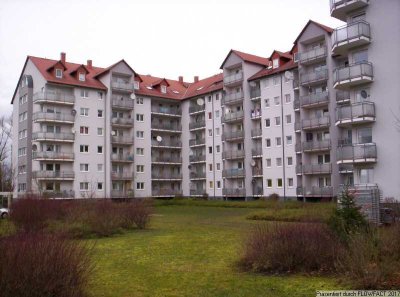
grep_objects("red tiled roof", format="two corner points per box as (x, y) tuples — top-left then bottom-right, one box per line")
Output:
(220, 49), (269, 69)
(248, 60), (298, 81)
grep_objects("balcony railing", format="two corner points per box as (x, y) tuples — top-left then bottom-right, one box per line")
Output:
(222, 130), (244, 141)
(33, 91), (75, 105)
(111, 136), (134, 145)
(297, 163), (332, 175)
(252, 147), (263, 157)
(32, 171), (75, 179)
(332, 21), (371, 54)
(222, 150), (245, 160)
(32, 132), (75, 142)
(189, 105), (205, 114)
(251, 109), (262, 119)
(222, 168), (245, 178)
(302, 140), (331, 152)
(151, 139), (182, 148)
(337, 143), (377, 163)
(190, 171), (206, 179)
(111, 81), (134, 92)
(33, 112), (74, 123)
(251, 129), (262, 138)
(111, 172), (134, 180)
(298, 46), (327, 65)
(151, 106), (181, 116)
(110, 190), (134, 198)
(152, 172), (182, 180)
(33, 152), (74, 161)
(333, 62), (373, 88)
(293, 80), (299, 89)
(250, 88), (261, 99)
(111, 117), (134, 126)
(41, 191), (75, 198)
(224, 71), (243, 86)
(190, 189), (207, 196)
(189, 121), (206, 130)
(252, 187), (263, 196)
(330, 0), (369, 21)
(223, 188), (245, 196)
(294, 99), (300, 110)
(336, 102), (375, 126)
(111, 154), (134, 162)
(222, 110), (244, 123)
(152, 189), (183, 197)
(301, 116), (330, 130)
(223, 91), (244, 105)
(151, 122), (182, 131)
(297, 186), (333, 197)
(300, 91), (329, 108)
(189, 138), (206, 146)
(300, 69), (328, 86)
(252, 168), (263, 176)
(336, 90), (350, 103)
(189, 155), (206, 162)
(111, 97), (134, 109)
(338, 163), (354, 173)
(152, 156), (182, 163)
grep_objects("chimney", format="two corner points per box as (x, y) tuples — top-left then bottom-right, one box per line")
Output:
(87, 59), (92, 69)
(178, 76), (184, 84)
(60, 52), (66, 64)
(194, 76), (199, 83)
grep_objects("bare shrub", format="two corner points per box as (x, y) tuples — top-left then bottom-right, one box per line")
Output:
(121, 199), (152, 229)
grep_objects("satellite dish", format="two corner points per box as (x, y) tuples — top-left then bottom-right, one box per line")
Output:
(71, 128), (75, 134)
(32, 144), (37, 152)
(284, 71), (294, 81)
(197, 98), (204, 106)
(360, 90), (368, 99)
(71, 109), (77, 116)
(111, 131), (116, 136)
(250, 160), (256, 167)
(156, 136), (162, 142)
(130, 93), (136, 100)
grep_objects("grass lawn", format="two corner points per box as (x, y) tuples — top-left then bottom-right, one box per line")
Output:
(88, 205), (344, 297)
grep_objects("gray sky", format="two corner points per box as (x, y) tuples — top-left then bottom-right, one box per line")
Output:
(0, 0), (343, 116)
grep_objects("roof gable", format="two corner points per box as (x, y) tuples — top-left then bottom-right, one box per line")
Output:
(220, 49), (269, 69)
(293, 20), (333, 44)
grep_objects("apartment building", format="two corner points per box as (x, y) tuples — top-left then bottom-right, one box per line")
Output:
(11, 0), (400, 206)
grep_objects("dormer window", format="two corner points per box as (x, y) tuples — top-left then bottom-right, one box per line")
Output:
(161, 85), (167, 94)
(79, 73), (85, 82)
(55, 69), (63, 78)
(272, 59), (279, 69)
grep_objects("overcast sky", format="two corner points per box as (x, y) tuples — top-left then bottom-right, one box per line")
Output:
(0, 0), (343, 116)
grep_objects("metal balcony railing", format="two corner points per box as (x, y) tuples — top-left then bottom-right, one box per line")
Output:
(32, 171), (75, 179)
(189, 121), (206, 130)
(251, 129), (262, 138)
(110, 190), (134, 198)
(300, 91), (329, 107)
(336, 90), (351, 103)
(189, 155), (206, 162)
(190, 189), (207, 196)
(336, 102), (375, 124)
(297, 186), (333, 197)
(337, 143), (377, 163)
(111, 97), (134, 109)
(33, 91), (75, 104)
(223, 91), (244, 105)
(222, 130), (244, 141)
(151, 139), (182, 147)
(293, 80), (299, 89)
(297, 163), (332, 175)
(253, 187), (263, 196)
(189, 105), (205, 114)
(302, 140), (331, 152)
(190, 171), (206, 179)
(151, 106), (181, 116)
(189, 138), (206, 146)
(294, 99), (300, 110)
(32, 132), (75, 142)
(222, 168), (245, 178)
(222, 150), (245, 159)
(298, 46), (327, 64)
(151, 122), (182, 131)
(250, 88), (261, 99)
(111, 117), (134, 126)
(252, 147), (263, 156)
(111, 81), (134, 91)
(152, 189), (183, 197)
(333, 62), (373, 86)
(42, 190), (75, 198)
(33, 112), (74, 123)
(152, 156), (182, 163)
(111, 136), (134, 144)
(300, 69), (328, 86)
(33, 152), (74, 160)
(151, 172), (182, 179)
(332, 21), (371, 50)
(111, 172), (134, 180)
(111, 154), (134, 162)
(301, 116), (330, 130)
(330, 0), (369, 21)
(223, 188), (245, 196)
(252, 168), (263, 176)
(224, 71), (243, 85)
(223, 110), (244, 122)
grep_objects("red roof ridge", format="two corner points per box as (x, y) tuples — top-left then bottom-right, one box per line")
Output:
(220, 49), (269, 69)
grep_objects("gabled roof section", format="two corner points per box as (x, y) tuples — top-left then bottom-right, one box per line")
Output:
(293, 20), (334, 44)
(248, 60), (298, 82)
(151, 78), (170, 88)
(183, 73), (223, 99)
(220, 49), (269, 69)
(46, 60), (67, 71)
(69, 64), (90, 75)
(93, 59), (136, 78)
(269, 50), (292, 60)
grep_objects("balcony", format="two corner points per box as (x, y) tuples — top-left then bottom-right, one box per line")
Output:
(33, 112), (74, 124)
(111, 172), (134, 180)
(251, 129), (262, 138)
(111, 81), (134, 92)
(298, 46), (327, 65)
(252, 168), (263, 177)
(152, 189), (183, 197)
(111, 135), (134, 145)
(252, 147), (263, 158)
(222, 168), (245, 178)
(223, 188), (245, 197)
(151, 139), (181, 148)
(111, 117), (134, 127)
(295, 143), (302, 153)
(111, 97), (134, 110)
(33, 91), (75, 105)
(189, 105), (205, 114)
(339, 163), (354, 173)
(222, 130), (244, 142)
(152, 156), (182, 164)
(294, 99), (300, 111)
(32, 132), (74, 142)
(222, 110), (244, 123)
(224, 71), (243, 87)
(295, 122), (302, 132)
(333, 62), (373, 89)
(110, 190), (134, 198)
(251, 109), (262, 120)
(223, 91), (244, 105)
(300, 91), (329, 108)
(332, 21), (371, 55)
(252, 186), (263, 196)
(297, 163), (332, 175)
(32, 171), (74, 180)
(111, 153), (134, 163)
(151, 122), (182, 132)
(336, 102), (375, 126)
(296, 187), (333, 197)
(190, 171), (206, 179)
(189, 138), (206, 146)
(302, 140), (331, 152)
(301, 116), (330, 130)
(337, 143), (377, 164)
(189, 121), (206, 131)
(41, 191), (75, 198)
(293, 79), (299, 90)
(33, 152), (74, 161)
(250, 88), (261, 100)
(336, 90), (351, 104)
(151, 106), (181, 117)
(300, 69), (328, 87)
(190, 189), (207, 196)
(151, 172), (182, 180)
(189, 155), (206, 163)
(330, 0), (369, 21)
(222, 150), (245, 160)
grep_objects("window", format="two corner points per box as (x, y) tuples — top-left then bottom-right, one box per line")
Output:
(276, 158), (282, 167)
(288, 178), (294, 187)
(80, 89), (89, 98)
(136, 114), (144, 122)
(136, 131), (144, 138)
(97, 110), (103, 118)
(216, 94), (220, 101)
(265, 118), (271, 127)
(97, 164), (103, 172)
(209, 164), (213, 171)
(208, 112), (212, 119)
(136, 97), (143, 104)
(79, 73), (85, 81)
(208, 146), (212, 154)
(215, 110), (220, 118)
(98, 92), (103, 99)
(287, 157), (293, 166)
(97, 128), (103, 136)
(267, 179), (272, 188)
(359, 168), (373, 184)
(97, 146), (103, 154)
(273, 76), (280, 86)
(358, 127), (372, 143)
(209, 181), (213, 189)
(276, 137), (282, 146)
(266, 138), (271, 147)
(136, 165), (144, 173)
(80, 145), (89, 153)
(161, 85), (167, 93)
(136, 148), (144, 155)
(216, 128), (220, 136)
(80, 108), (89, 116)
(272, 59), (279, 69)
(136, 182), (144, 190)
(80, 126), (89, 135)
(208, 96), (212, 102)
(264, 98), (270, 108)
(216, 163), (221, 170)
(217, 181), (221, 189)
(80, 164), (89, 172)
(55, 69), (63, 78)
(275, 116), (281, 126)
(286, 135), (292, 145)
(133, 81), (140, 90)
(286, 114), (292, 124)
(97, 182), (103, 190)
(266, 158), (272, 167)
(216, 145), (220, 153)
(80, 182), (89, 190)
(285, 94), (291, 103)
(353, 49), (368, 64)
(277, 178), (283, 188)
(208, 129), (212, 136)
(274, 96), (280, 105)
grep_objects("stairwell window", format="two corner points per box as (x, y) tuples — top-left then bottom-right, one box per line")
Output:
(136, 182), (144, 190)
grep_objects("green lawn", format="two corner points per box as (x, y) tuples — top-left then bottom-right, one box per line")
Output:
(88, 205), (344, 297)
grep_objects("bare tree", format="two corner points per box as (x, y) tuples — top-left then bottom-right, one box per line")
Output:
(0, 115), (12, 163)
